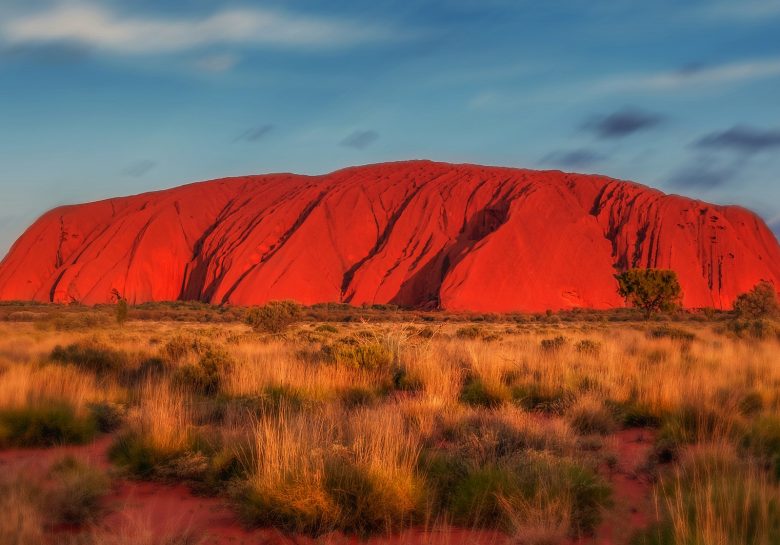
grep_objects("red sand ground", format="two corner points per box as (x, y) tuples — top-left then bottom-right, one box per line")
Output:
(0, 428), (656, 545)
(4, 161), (775, 312)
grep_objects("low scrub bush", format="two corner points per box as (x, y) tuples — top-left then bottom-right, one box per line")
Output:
(161, 334), (211, 364)
(50, 340), (127, 375)
(742, 416), (780, 479)
(634, 446), (780, 544)
(47, 456), (110, 524)
(455, 326), (481, 339)
(540, 336), (567, 352)
(321, 340), (393, 371)
(245, 301), (302, 334)
(172, 349), (231, 397)
(0, 403), (97, 447)
(424, 450), (609, 536)
(648, 326), (695, 342)
(568, 397), (617, 436)
(511, 384), (575, 415)
(460, 377), (508, 408)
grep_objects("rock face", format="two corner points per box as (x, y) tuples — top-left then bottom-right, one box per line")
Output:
(1, 161), (778, 311)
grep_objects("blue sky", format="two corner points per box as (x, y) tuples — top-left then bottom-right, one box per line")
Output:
(1, 0), (779, 257)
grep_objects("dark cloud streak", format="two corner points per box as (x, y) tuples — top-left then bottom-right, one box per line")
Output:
(540, 148), (606, 168)
(234, 125), (275, 143)
(340, 130), (379, 150)
(583, 107), (664, 139)
(122, 160), (157, 178)
(694, 125), (780, 154)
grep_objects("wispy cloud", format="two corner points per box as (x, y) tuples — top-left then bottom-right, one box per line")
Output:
(668, 157), (744, 189)
(698, 0), (780, 22)
(234, 125), (275, 143)
(122, 159), (157, 178)
(540, 149), (606, 169)
(583, 107), (664, 139)
(694, 125), (780, 155)
(194, 53), (239, 73)
(595, 57), (780, 94)
(340, 130), (379, 150)
(1, 3), (395, 54)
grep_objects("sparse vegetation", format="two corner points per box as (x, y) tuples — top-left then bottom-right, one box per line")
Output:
(245, 300), (302, 333)
(615, 268), (683, 319)
(734, 281), (780, 319)
(0, 308), (778, 543)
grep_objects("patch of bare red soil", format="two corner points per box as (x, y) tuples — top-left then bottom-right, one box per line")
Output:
(569, 429), (657, 545)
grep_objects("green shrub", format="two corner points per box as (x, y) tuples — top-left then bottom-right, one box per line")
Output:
(172, 348), (231, 396)
(460, 378), (507, 408)
(315, 324), (338, 333)
(728, 318), (776, 340)
(742, 416), (780, 479)
(455, 326), (481, 339)
(424, 451), (610, 535)
(321, 340), (392, 371)
(0, 404), (97, 447)
(245, 301), (302, 334)
(569, 400), (617, 436)
(87, 402), (124, 433)
(648, 326), (695, 342)
(391, 367), (423, 392)
(50, 340), (127, 375)
(47, 456), (110, 524)
(734, 281), (780, 319)
(605, 400), (661, 428)
(341, 387), (379, 409)
(161, 334), (211, 364)
(323, 455), (422, 535)
(540, 336), (567, 352)
(575, 339), (601, 356)
(511, 384), (575, 414)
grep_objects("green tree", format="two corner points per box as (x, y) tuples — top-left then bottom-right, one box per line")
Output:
(615, 268), (682, 319)
(245, 301), (302, 334)
(734, 281), (779, 319)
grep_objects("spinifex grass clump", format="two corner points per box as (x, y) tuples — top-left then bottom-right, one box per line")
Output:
(0, 363), (118, 447)
(422, 408), (609, 538)
(635, 444), (780, 544)
(238, 405), (423, 536)
(50, 339), (128, 375)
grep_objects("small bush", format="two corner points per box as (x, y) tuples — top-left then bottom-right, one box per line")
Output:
(47, 456), (110, 524)
(455, 326), (481, 339)
(728, 318), (776, 340)
(742, 416), (780, 479)
(245, 301), (302, 334)
(341, 387), (379, 409)
(568, 398), (617, 436)
(575, 339), (601, 356)
(161, 335), (211, 364)
(648, 326), (695, 342)
(512, 384), (575, 414)
(540, 336), (567, 352)
(50, 340), (127, 375)
(0, 403), (97, 447)
(172, 348), (231, 396)
(315, 324), (338, 333)
(734, 281), (779, 319)
(321, 340), (392, 371)
(88, 402), (124, 433)
(460, 378), (507, 408)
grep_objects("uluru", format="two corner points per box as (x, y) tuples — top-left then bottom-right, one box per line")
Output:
(0, 160), (778, 312)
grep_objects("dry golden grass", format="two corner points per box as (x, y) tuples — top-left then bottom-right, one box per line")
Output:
(0, 315), (779, 543)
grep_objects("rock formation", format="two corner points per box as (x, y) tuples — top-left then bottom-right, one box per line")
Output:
(1, 161), (778, 311)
